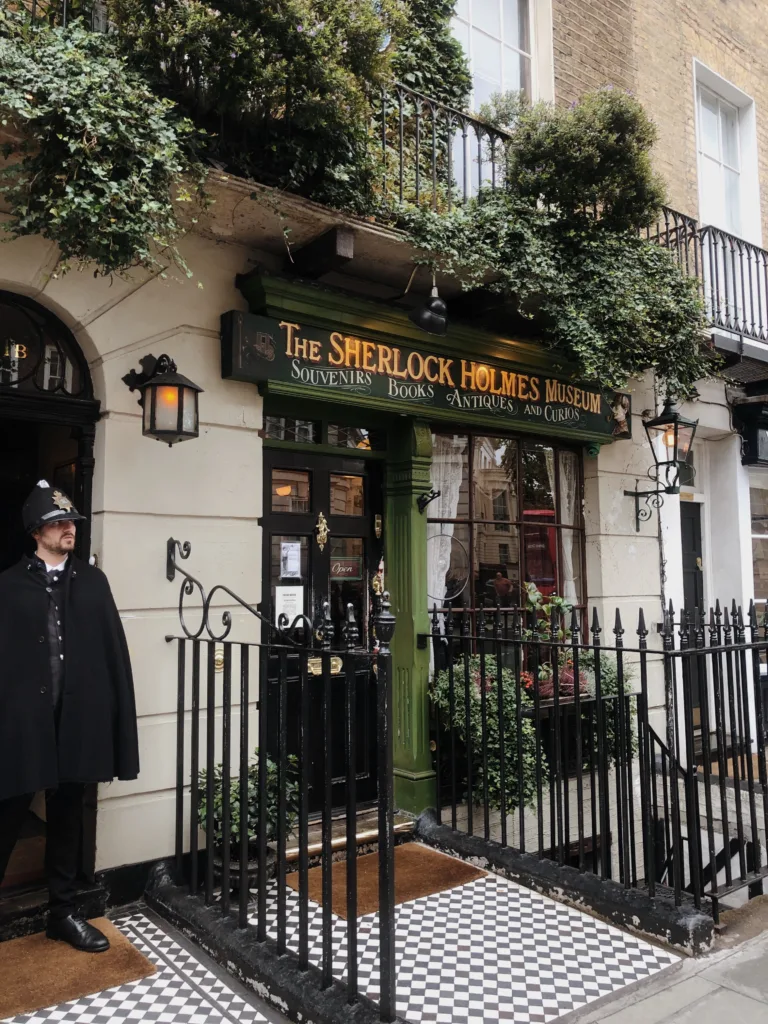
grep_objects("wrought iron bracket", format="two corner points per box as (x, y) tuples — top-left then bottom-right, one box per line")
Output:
(417, 488), (441, 514)
(624, 481), (666, 532)
(122, 353), (176, 407)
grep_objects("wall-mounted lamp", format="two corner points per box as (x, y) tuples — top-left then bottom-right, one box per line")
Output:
(123, 354), (203, 447)
(624, 397), (698, 531)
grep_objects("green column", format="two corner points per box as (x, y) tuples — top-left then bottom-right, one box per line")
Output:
(385, 418), (435, 813)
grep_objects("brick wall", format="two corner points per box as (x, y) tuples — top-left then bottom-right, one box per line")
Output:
(552, 0), (768, 240)
(551, 0), (636, 106)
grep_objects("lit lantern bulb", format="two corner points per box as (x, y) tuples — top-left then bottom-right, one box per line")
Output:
(662, 426), (676, 449)
(158, 386), (178, 407)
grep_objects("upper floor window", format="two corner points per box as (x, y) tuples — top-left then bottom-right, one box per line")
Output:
(451, 0), (533, 110)
(694, 63), (761, 246)
(697, 84), (742, 237)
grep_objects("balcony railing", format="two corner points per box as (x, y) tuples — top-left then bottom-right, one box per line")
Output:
(648, 207), (768, 344)
(372, 84), (513, 212)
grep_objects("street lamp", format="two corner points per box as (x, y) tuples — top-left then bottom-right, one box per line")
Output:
(122, 353), (203, 446)
(624, 397), (698, 531)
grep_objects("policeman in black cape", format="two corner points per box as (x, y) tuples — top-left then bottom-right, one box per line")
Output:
(0, 481), (139, 952)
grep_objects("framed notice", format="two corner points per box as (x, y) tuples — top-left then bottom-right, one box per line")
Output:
(280, 541), (302, 579)
(274, 585), (303, 627)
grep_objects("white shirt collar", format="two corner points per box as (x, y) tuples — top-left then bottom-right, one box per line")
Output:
(43, 556), (68, 573)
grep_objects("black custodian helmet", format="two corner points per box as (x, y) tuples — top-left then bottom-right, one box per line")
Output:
(22, 480), (85, 534)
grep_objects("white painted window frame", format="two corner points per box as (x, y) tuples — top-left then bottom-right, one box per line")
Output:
(693, 59), (761, 246)
(452, 0), (554, 111)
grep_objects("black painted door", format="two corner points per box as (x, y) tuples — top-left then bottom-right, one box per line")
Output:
(681, 501), (705, 729)
(261, 450), (383, 812)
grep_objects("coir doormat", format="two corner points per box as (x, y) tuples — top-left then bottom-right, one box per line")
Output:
(0, 918), (156, 1019)
(285, 842), (485, 918)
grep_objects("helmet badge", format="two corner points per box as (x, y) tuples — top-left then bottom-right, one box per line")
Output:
(52, 490), (73, 512)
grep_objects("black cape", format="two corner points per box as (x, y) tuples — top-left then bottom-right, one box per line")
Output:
(0, 556), (140, 801)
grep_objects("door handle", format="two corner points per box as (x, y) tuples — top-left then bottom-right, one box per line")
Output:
(696, 557), (703, 570)
(315, 511), (329, 551)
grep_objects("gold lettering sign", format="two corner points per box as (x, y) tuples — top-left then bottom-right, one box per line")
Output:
(221, 311), (630, 439)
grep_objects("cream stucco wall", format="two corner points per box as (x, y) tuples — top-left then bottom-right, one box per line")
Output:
(0, 219), (269, 872)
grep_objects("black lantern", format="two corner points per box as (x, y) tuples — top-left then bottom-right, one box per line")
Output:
(408, 275), (448, 336)
(624, 397), (698, 531)
(122, 354), (203, 446)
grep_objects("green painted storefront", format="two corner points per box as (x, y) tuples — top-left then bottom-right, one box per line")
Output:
(223, 274), (629, 813)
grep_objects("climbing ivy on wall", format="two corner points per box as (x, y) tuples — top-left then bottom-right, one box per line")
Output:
(404, 90), (712, 397)
(0, 3), (205, 277)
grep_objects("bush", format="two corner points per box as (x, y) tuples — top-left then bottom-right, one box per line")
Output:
(431, 655), (543, 814)
(404, 90), (712, 398)
(0, 4), (204, 276)
(197, 749), (300, 857)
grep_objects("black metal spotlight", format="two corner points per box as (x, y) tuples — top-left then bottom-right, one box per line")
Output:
(409, 277), (447, 336)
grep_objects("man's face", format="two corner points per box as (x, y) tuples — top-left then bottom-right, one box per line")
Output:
(33, 519), (77, 559)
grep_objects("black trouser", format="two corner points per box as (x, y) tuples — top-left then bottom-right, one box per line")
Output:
(0, 783), (85, 920)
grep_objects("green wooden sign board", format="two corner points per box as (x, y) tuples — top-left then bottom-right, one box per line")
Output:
(221, 310), (631, 441)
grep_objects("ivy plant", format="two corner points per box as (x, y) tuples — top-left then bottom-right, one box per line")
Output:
(0, 3), (205, 277)
(108, 0), (406, 210)
(198, 749), (300, 857)
(404, 89), (712, 397)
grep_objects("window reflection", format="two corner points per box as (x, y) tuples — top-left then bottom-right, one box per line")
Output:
(330, 474), (364, 516)
(427, 432), (584, 614)
(271, 469), (310, 513)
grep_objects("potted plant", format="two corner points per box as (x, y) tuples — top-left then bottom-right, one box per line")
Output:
(197, 748), (300, 889)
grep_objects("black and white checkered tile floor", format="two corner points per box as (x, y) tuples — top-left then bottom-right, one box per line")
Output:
(1, 912), (271, 1024)
(255, 871), (679, 1023)
(2, 861), (679, 1024)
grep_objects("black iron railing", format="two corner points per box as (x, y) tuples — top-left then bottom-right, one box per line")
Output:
(648, 206), (768, 344)
(373, 84), (512, 212)
(19, 0), (108, 29)
(165, 540), (397, 1021)
(429, 599), (768, 922)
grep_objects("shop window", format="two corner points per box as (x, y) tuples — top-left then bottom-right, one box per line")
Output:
(264, 416), (319, 443)
(427, 432), (585, 620)
(330, 474), (365, 516)
(327, 425), (386, 450)
(271, 469), (310, 513)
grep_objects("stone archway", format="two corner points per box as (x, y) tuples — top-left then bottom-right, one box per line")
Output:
(0, 290), (100, 566)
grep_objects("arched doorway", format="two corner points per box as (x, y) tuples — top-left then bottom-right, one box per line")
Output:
(0, 291), (100, 914)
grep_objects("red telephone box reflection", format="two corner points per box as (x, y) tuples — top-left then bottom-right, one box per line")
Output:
(523, 509), (557, 596)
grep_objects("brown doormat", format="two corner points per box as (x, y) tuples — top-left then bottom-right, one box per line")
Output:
(0, 918), (156, 1019)
(285, 842), (485, 919)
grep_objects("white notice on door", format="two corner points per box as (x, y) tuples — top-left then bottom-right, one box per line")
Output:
(275, 585), (303, 628)
(280, 541), (302, 579)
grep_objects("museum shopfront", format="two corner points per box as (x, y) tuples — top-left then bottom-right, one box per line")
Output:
(222, 275), (630, 810)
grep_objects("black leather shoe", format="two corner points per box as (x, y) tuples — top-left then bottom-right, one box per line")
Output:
(46, 915), (110, 953)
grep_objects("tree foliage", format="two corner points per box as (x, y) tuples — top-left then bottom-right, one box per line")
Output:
(405, 89), (712, 396)
(0, 2), (204, 276)
(391, 0), (470, 109)
(108, 0), (406, 204)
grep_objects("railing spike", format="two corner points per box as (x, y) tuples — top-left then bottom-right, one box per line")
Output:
(345, 601), (359, 650)
(614, 607), (624, 637)
(570, 606), (579, 637)
(637, 606), (647, 636)
(749, 599), (758, 631)
(591, 606), (601, 636)
(445, 601), (454, 636)
(431, 603), (440, 633)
